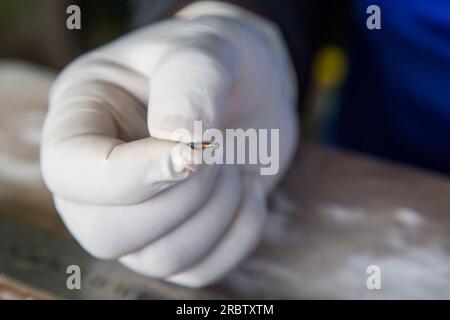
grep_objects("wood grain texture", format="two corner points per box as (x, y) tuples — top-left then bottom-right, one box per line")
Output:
(0, 275), (58, 300)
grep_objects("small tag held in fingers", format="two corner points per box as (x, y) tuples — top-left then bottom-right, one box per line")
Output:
(189, 142), (219, 150)
(186, 141), (218, 171)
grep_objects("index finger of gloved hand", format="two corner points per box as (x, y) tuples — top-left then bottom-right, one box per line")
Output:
(147, 23), (239, 142)
(41, 80), (202, 206)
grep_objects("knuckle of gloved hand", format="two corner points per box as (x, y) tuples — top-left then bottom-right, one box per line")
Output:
(81, 238), (122, 260)
(54, 203), (125, 260)
(168, 22), (238, 73)
(169, 271), (214, 288)
(40, 144), (67, 196)
(178, 276), (210, 289)
(64, 216), (124, 260)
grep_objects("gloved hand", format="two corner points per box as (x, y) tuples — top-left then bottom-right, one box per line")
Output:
(41, 1), (298, 287)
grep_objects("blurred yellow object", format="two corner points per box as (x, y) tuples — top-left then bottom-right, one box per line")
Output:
(303, 46), (348, 140)
(312, 46), (348, 88)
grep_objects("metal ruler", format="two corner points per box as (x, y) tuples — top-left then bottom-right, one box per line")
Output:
(0, 218), (224, 299)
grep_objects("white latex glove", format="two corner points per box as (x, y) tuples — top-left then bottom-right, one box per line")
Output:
(41, 1), (298, 287)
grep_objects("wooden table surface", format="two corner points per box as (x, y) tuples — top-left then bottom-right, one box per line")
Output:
(1, 61), (449, 299)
